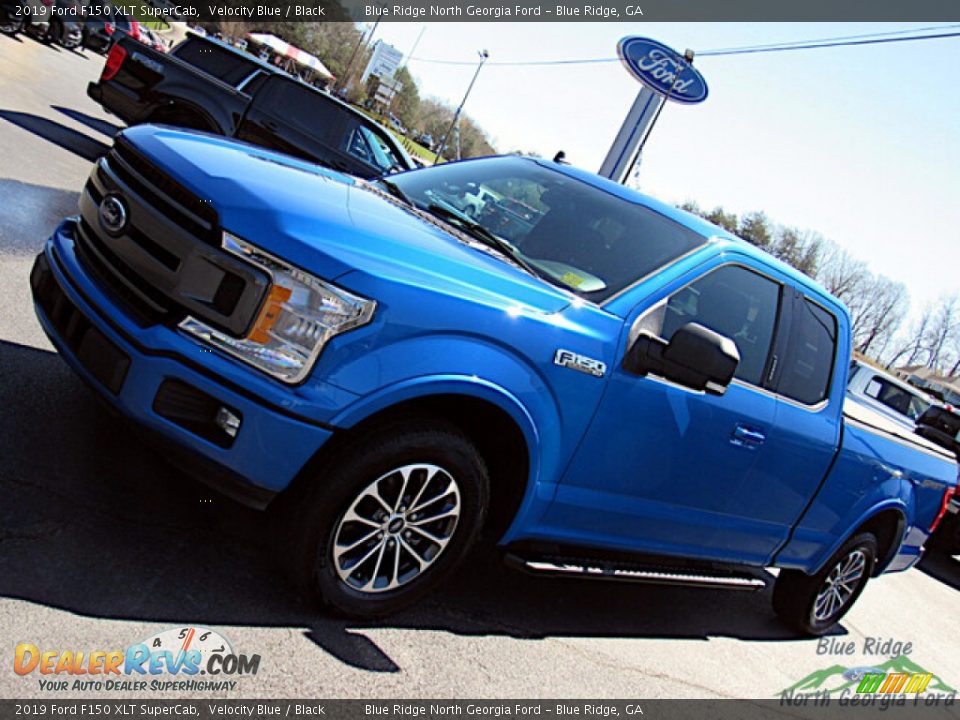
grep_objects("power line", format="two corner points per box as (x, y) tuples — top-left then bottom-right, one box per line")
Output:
(408, 24), (960, 67)
(699, 22), (960, 54)
(701, 29), (960, 56)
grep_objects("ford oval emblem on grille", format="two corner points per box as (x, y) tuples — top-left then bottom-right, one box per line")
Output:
(98, 194), (128, 236)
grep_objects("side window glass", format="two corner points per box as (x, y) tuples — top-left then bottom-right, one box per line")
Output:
(239, 71), (268, 97)
(258, 79), (342, 139)
(343, 125), (375, 166)
(779, 298), (837, 405)
(661, 265), (780, 386)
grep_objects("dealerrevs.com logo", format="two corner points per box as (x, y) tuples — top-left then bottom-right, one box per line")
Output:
(13, 627), (261, 692)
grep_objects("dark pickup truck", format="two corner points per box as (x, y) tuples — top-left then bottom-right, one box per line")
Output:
(87, 32), (414, 179)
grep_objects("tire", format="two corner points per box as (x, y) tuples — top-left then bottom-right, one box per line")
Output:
(148, 110), (216, 134)
(281, 419), (489, 618)
(0, 13), (24, 35)
(773, 532), (877, 636)
(44, 20), (59, 45)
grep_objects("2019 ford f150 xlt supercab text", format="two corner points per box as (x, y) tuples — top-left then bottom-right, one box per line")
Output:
(31, 126), (957, 634)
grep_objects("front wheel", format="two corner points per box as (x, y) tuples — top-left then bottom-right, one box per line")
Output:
(284, 420), (489, 618)
(773, 532), (877, 635)
(0, 13), (24, 35)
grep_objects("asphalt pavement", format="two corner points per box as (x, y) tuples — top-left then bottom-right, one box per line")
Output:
(1, 33), (959, 701)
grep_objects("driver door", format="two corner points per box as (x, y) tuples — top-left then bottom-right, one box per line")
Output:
(548, 263), (791, 564)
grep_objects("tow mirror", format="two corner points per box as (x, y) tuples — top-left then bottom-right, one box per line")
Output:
(623, 322), (740, 395)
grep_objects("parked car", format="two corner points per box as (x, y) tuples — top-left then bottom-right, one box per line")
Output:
(139, 26), (167, 53)
(45, 0), (83, 49)
(847, 359), (935, 429)
(459, 184), (500, 218)
(86, 33), (414, 179)
(916, 404), (960, 453)
(915, 405), (960, 553)
(80, 18), (114, 53)
(31, 136), (957, 634)
(0, 0), (51, 39)
(0, 0), (27, 34)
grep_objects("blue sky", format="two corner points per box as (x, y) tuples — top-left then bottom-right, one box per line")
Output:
(368, 22), (959, 315)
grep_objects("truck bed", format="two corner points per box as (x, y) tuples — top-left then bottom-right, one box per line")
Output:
(776, 397), (956, 574)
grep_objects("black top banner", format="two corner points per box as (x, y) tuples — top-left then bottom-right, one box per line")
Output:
(57, 0), (960, 22)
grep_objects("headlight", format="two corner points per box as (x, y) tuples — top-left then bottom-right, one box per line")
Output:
(179, 233), (375, 384)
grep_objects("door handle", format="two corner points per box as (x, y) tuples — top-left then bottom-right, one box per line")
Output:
(731, 424), (766, 448)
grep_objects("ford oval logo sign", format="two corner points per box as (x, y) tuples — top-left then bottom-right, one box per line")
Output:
(98, 194), (128, 236)
(617, 36), (708, 105)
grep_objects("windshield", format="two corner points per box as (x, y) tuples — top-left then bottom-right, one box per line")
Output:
(387, 156), (706, 302)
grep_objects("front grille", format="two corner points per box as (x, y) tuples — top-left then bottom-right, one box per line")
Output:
(75, 216), (177, 327)
(111, 136), (219, 245)
(31, 252), (131, 395)
(74, 137), (270, 338)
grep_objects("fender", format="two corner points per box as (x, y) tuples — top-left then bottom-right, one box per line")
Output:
(782, 478), (914, 575)
(818, 498), (910, 574)
(137, 86), (232, 134)
(329, 374), (561, 543)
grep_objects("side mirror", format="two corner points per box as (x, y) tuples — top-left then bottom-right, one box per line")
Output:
(623, 322), (740, 395)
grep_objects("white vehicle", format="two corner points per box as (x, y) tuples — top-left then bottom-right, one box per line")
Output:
(460, 185), (501, 218)
(847, 359), (935, 429)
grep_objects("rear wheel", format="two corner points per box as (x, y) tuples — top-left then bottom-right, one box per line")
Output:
(0, 12), (24, 34)
(283, 420), (489, 617)
(773, 532), (877, 635)
(147, 109), (217, 134)
(44, 19), (61, 45)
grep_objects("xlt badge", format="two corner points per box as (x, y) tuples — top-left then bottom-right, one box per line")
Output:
(554, 349), (607, 378)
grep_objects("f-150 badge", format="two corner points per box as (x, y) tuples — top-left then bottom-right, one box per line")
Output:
(554, 349), (607, 378)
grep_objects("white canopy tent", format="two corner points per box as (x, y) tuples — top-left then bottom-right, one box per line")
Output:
(247, 33), (335, 81)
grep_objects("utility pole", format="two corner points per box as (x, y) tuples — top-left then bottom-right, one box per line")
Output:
(386, 25), (426, 118)
(434, 49), (488, 164)
(337, 19), (380, 94)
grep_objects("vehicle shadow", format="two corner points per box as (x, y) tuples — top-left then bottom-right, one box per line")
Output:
(51, 105), (122, 138)
(917, 550), (960, 592)
(0, 109), (109, 162)
(0, 339), (824, 675)
(0, 179), (79, 255)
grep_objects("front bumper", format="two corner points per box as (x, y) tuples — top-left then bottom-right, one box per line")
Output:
(31, 221), (338, 508)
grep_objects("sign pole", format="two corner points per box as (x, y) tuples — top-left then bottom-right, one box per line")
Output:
(600, 38), (706, 185)
(598, 86), (664, 184)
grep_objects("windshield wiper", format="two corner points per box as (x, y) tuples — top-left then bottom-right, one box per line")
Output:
(378, 178), (413, 205)
(424, 204), (540, 277)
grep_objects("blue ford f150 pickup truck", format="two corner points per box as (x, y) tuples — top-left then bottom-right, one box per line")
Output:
(31, 125), (957, 634)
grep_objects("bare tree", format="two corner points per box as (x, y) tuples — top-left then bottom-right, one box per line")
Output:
(816, 241), (869, 301)
(771, 227), (822, 277)
(924, 294), (959, 371)
(850, 276), (909, 358)
(885, 306), (934, 369)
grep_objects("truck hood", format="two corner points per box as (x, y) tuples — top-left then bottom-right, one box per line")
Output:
(122, 126), (572, 314)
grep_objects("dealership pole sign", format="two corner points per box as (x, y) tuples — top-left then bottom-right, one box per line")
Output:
(617, 36), (708, 104)
(599, 36), (708, 183)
